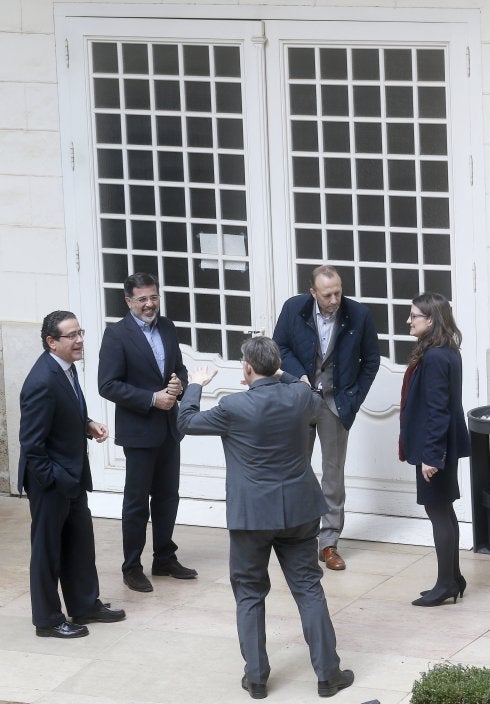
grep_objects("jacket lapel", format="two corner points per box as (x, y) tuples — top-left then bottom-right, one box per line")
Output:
(124, 313), (162, 378)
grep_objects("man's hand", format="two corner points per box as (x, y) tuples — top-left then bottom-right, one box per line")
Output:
(88, 421), (109, 443)
(189, 366), (218, 387)
(166, 372), (183, 397)
(300, 374), (311, 386)
(154, 390), (177, 410)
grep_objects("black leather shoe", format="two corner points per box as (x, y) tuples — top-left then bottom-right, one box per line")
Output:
(318, 669), (354, 697)
(73, 603), (126, 624)
(36, 621), (89, 639)
(123, 567), (153, 592)
(152, 559), (197, 579)
(241, 675), (267, 699)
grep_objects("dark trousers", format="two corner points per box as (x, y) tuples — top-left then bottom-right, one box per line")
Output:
(122, 435), (180, 573)
(229, 520), (340, 684)
(26, 470), (100, 627)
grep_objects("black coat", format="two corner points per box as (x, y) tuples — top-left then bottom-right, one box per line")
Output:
(98, 313), (188, 447)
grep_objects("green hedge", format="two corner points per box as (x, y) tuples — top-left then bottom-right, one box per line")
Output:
(411, 664), (490, 704)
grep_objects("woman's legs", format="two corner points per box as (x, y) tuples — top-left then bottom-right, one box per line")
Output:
(424, 501), (459, 596)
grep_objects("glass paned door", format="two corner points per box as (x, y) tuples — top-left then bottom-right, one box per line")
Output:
(266, 19), (475, 521)
(283, 44), (452, 364)
(91, 38), (255, 360)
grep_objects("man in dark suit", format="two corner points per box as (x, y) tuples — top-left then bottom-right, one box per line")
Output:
(19, 310), (126, 638)
(98, 272), (195, 593)
(177, 337), (353, 699)
(273, 265), (380, 570)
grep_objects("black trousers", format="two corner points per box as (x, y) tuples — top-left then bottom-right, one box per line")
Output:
(122, 435), (180, 573)
(26, 469), (100, 627)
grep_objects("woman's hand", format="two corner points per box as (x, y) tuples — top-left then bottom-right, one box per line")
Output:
(422, 463), (439, 482)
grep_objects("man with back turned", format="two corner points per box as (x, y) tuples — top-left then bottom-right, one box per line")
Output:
(177, 336), (354, 699)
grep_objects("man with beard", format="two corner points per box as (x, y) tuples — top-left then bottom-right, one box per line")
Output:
(98, 273), (195, 592)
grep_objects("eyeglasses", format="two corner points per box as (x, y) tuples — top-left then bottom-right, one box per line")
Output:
(132, 295), (160, 304)
(408, 313), (428, 321)
(58, 329), (85, 340)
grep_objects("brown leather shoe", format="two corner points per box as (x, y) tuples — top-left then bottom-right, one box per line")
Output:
(323, 547), (346, 570)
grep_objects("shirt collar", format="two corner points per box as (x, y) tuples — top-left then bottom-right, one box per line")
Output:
(49, 352), (72, 371)
(131, 312), (156, 332)
(314, 300), (335, 322)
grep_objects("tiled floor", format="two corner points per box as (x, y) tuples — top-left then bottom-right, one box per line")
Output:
(0, 494), (489, 704)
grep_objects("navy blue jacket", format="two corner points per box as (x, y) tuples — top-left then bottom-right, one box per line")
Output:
(18, 352), (92, 497)
(98, 313), (188, 447)
(400, 346), (470, 468)
(273, 294), (380, 430)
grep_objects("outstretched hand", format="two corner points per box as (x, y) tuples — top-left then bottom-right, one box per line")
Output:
(188, 366), (218, 387)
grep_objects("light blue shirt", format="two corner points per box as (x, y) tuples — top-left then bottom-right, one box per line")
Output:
(131, 314), (165, 376)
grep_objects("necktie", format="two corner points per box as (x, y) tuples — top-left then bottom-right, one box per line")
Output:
(69, 364), (85, 419)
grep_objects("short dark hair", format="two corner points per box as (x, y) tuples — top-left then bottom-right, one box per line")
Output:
(124, 272), (159, 297)
(241, 337), (281, 377)
(310, 265), (340, 288)
(41, 310), (77, 351)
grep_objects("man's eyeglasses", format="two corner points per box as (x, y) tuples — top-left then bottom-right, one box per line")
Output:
(408, 313), (428, 321)
(132, 295), (160, 304)
(58, 329), (85, 340)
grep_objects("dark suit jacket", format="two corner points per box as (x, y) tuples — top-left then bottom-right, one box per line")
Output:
(400, 346), (470, 469)
(98, 313), (188, 447)
(18, 352), (92, 497)
(273, 294), (380, 430)
(177, 373), (327, 530)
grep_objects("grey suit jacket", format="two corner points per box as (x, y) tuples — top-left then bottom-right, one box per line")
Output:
(177, 373), (327, 530)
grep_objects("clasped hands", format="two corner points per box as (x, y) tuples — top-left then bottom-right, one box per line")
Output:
(154, 373), (184, 410)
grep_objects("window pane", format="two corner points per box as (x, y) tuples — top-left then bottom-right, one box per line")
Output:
(321, 85), (349, 116)
(158, 151), (184, 182)
(420, 124), (447, 155)
(188, 152), (214, 183)
(190, 188), (216, 219)
(289, 47), (316, 79)
(392, 268), (419, 298)
(418, 87), (446, 119)
(323, 122), (350, 152)
(155, 80), (181, 110)
(326, 194), (352, 225)
(122, 44), (148, 74)
(93, 43), (118, 73)
(356, 159), (383, 190)
(217, 119), (243, 149)
(128, 150), (153, 180)
(389, 196), (417, 228)
(101, 219), (126, 248)
(103, 253), (127, 283)
(294, 193), (321, 224)
(185, 81), (211, 112)
(384, 49), (412, 81)
(227, 330), (247, 360)
(214, 46), (241, 78)
(386, 86), (413, 118)
(359, 231), (385, 262)
(183, 45), (210, 76)
(216, 83), (242, 114)
(296, 228), (322, 259)
(219, 154), (245, 185)
(320, 48), (347, 80)
(423, 232), (450, 265)
(292, 121), (318, 152)
(357, 195), (384, 226)
(96, 114), (121, 144)
(164, 257), (189, 287)
(165, 292), (190, 321)
(153, 44), (179, 75)
(327, 230), (354, 260)
(162, 222), (187, 252)
(98, 149), (123, 179)
(99, 184), (125, 214)
(194, 258), (219, 289)
(124, 80), (150, 110)
(105, 289), (127, 318)
(197, 328), (222, 355)
(391, 232), (418, 263)
(160, 186), (186, 217)
(290, 84), (317, 115)
(132, 220), (156, 250)
(387, 123), (414, 154)
(324, 158), (351, 188)
(353, 86), (381, 117)
(294, 157), (320, 187)
(388, 160), (415, 191)
(424, 270), (451, 299)
(417, 49), (445, 81)
(130, 185), (155, 215)
(226, 296), (251, 325)
(355, 123), (382, 153)
(187, 117), (213, 148)
(422, 198), (449, 228)
(421, 161), (448, 192)
(126, 115), (152, 145)
(196, 294), (220, 323)
(94, 79), (120, 109)
(360, 267), (387, 297)
(366, 303), (389, 334)
(221, 189), (246, 221)
(352, 49), (379, 80)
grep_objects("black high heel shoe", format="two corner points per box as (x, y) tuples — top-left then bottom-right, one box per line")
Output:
(420, 575), (466, 598)
(412, 585), (459, 607)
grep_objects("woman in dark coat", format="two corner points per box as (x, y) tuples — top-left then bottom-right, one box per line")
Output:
(399, 292), (470, 607)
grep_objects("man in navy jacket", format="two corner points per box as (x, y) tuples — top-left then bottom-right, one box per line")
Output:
(19, 310), (125, 637)
(273, 265), (380, 570)
(98, 273), (195, 593)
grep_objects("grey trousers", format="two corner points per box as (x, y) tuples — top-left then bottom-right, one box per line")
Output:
(229, 520), (340, 684)
(309, 402), (349, 549)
